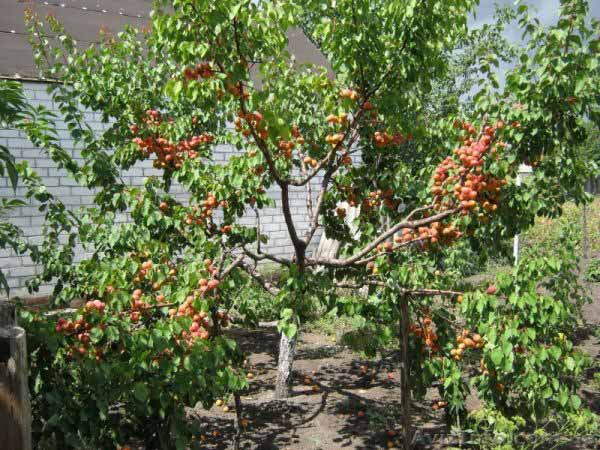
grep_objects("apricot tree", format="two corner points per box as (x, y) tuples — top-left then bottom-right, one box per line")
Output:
(19, 0), (599, 448)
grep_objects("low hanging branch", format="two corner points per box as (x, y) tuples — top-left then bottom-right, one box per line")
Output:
(334, 281), (463, 298)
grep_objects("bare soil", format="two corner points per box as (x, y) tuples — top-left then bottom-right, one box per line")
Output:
(187, 272), (600, 450)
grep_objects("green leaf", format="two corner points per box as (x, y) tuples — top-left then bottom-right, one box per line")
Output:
(285, 322), (298, 339)
(133, 383), (149, 402)
(564, 357), (575, 371)
(490, 347), (503, 366)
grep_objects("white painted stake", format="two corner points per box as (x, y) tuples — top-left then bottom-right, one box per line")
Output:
(513, 172), (522, 266)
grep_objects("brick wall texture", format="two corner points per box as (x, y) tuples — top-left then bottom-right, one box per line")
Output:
(1, 81), (323, 297)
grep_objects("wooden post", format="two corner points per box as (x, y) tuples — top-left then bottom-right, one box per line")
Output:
(0, 301), (32, 450)
(398, 295), (413, 450)
(582, 179), (591, 261)
(583, 202), (589, 260)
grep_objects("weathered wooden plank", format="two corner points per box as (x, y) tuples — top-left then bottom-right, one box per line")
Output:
(0, 301), (32, 450)
(314, 202), (360, 260)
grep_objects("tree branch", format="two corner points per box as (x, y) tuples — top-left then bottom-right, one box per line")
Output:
(218, 255), (245, 280)
(335, 281), (463, 298)
(243, 246), (292, 267)
(311, 207), (460, 267)
(302, 113), (364, 246)
(238, 260), (281, 296)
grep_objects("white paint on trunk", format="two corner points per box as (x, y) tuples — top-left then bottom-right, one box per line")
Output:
(274, 331), (297, 398)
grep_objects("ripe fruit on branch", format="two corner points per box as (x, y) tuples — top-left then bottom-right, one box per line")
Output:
(235, 110), (269, 140)
(409, 317), (439, 352)
(340, 88), (359, 101)
(131, 111), (214, 169)
(325, 133), (345, 146)
(373, 130), (408, 148)
(303, 156), (318, 168)
(326, 114), (339, 124)
(84, 299), (105, 313)
(431, 124), (507, 218)
(362, 101), (374, 111)
(184, 194), (225, 226)
(451, 329), (484, 360)
(183, 62), (214, 81)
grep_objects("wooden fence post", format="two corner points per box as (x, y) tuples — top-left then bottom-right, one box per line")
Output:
(0, 301), (32, 450)
(398, 294), (413, 450)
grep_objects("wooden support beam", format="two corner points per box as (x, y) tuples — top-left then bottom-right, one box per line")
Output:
(0, 301), (32, 450)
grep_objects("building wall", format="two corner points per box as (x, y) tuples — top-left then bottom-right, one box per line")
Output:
(0, 81), (323, 298)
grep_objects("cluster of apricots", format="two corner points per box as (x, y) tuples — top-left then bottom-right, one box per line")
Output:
(372, 130), (410, 148)
(235, 112), (316, 168)
(339, 186), (395, 211)
(56, 301), (106, 360)
(196, 258), (221, 295)
(432, 122), (507, 216)
(129, 252), (178, 286)
(339, 151), (353, 166)
(362, 188), (397, 212)
(168, 260), (229, 346)
(234, 110), (269, 140)
(326, 113), (349, 126)
(184, 194), (227, 226)
(410, 316), (440, 352)
(174, 299), (211, 344)
(325, 132), (345, 146)
(375, 241), (395, 253)
(302, 155), (319, 168)
(395, 221), (463, 248)
(131, 110), (214, 169)
(133, 259), (154, 285)
(183, 62), (215, 81)
(224, 79), (250, 99)
(340, 88), (360, 101)
(130, 288), (152, 322)
(450, 329), (483, 361)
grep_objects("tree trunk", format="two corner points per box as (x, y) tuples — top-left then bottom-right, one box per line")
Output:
(582, 201), (589, 260)
(399, 295), (413, 450)
(0, 301), (32, 450)
(274, 331), (297, 398)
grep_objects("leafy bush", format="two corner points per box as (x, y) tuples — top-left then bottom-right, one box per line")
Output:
(461, 227), (591, 421)
(522, 197), (600, 254)
(467, 407), (599, 450)
(585, 258), (600, 282)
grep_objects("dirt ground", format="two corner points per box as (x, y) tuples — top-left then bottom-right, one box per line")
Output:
(187, 274), (600, 450)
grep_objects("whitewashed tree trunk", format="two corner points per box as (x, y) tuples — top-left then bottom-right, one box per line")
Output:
(274, 331), (297, 398)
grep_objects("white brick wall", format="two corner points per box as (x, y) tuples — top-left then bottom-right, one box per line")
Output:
(1, 81), (323, 297)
